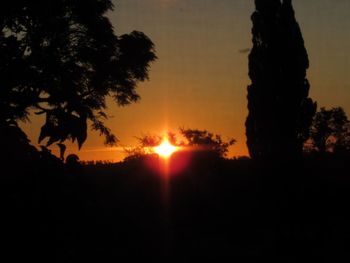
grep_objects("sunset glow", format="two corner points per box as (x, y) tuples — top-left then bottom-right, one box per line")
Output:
(18, 0), (350, 162)
(154, 138), (178, 158)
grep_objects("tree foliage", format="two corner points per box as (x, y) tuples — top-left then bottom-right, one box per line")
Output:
(179, 128), (236, 158)
(308, 107), (350, 153)
(124, 129), (236, 161)
(0, 0), (156, 148)
(246, 0), (316, 160)
(123, 133), (169, 162)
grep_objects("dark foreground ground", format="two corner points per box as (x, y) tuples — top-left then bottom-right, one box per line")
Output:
(2, 153), (350, 262)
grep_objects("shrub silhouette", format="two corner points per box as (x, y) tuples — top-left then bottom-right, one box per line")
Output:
(246, 0), (316, 161)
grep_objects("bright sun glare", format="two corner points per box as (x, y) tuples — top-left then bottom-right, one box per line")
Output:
(154, 138), (178, 158)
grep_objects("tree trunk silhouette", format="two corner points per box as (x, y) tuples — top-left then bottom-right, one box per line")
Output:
(246, 0), (316, 161)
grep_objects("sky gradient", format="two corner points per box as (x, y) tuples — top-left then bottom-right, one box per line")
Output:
(21, 0), (350, 162)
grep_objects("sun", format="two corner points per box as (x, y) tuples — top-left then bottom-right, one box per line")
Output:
(154, 137), (178, 158)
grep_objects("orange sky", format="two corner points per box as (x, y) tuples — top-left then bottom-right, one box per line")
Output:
(21, 0), (350, 162)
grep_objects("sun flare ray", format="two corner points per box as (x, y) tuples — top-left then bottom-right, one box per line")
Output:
(154, 137), (178, 158)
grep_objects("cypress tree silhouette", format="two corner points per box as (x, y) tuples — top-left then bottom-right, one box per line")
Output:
(246, 0), (316, 161)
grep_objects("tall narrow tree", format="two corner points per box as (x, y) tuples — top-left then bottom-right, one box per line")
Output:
(246, 0), (316, 161)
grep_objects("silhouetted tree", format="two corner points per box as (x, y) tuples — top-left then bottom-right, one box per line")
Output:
(179, 128), (236, 158)
(0, 0), (156, 148)
(123, 134), (162, 161)
(124, 129), (236, 161)
(308, 107), (350, 153)
(246, 0), (316, 161)
(124, 132), (177, 161)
